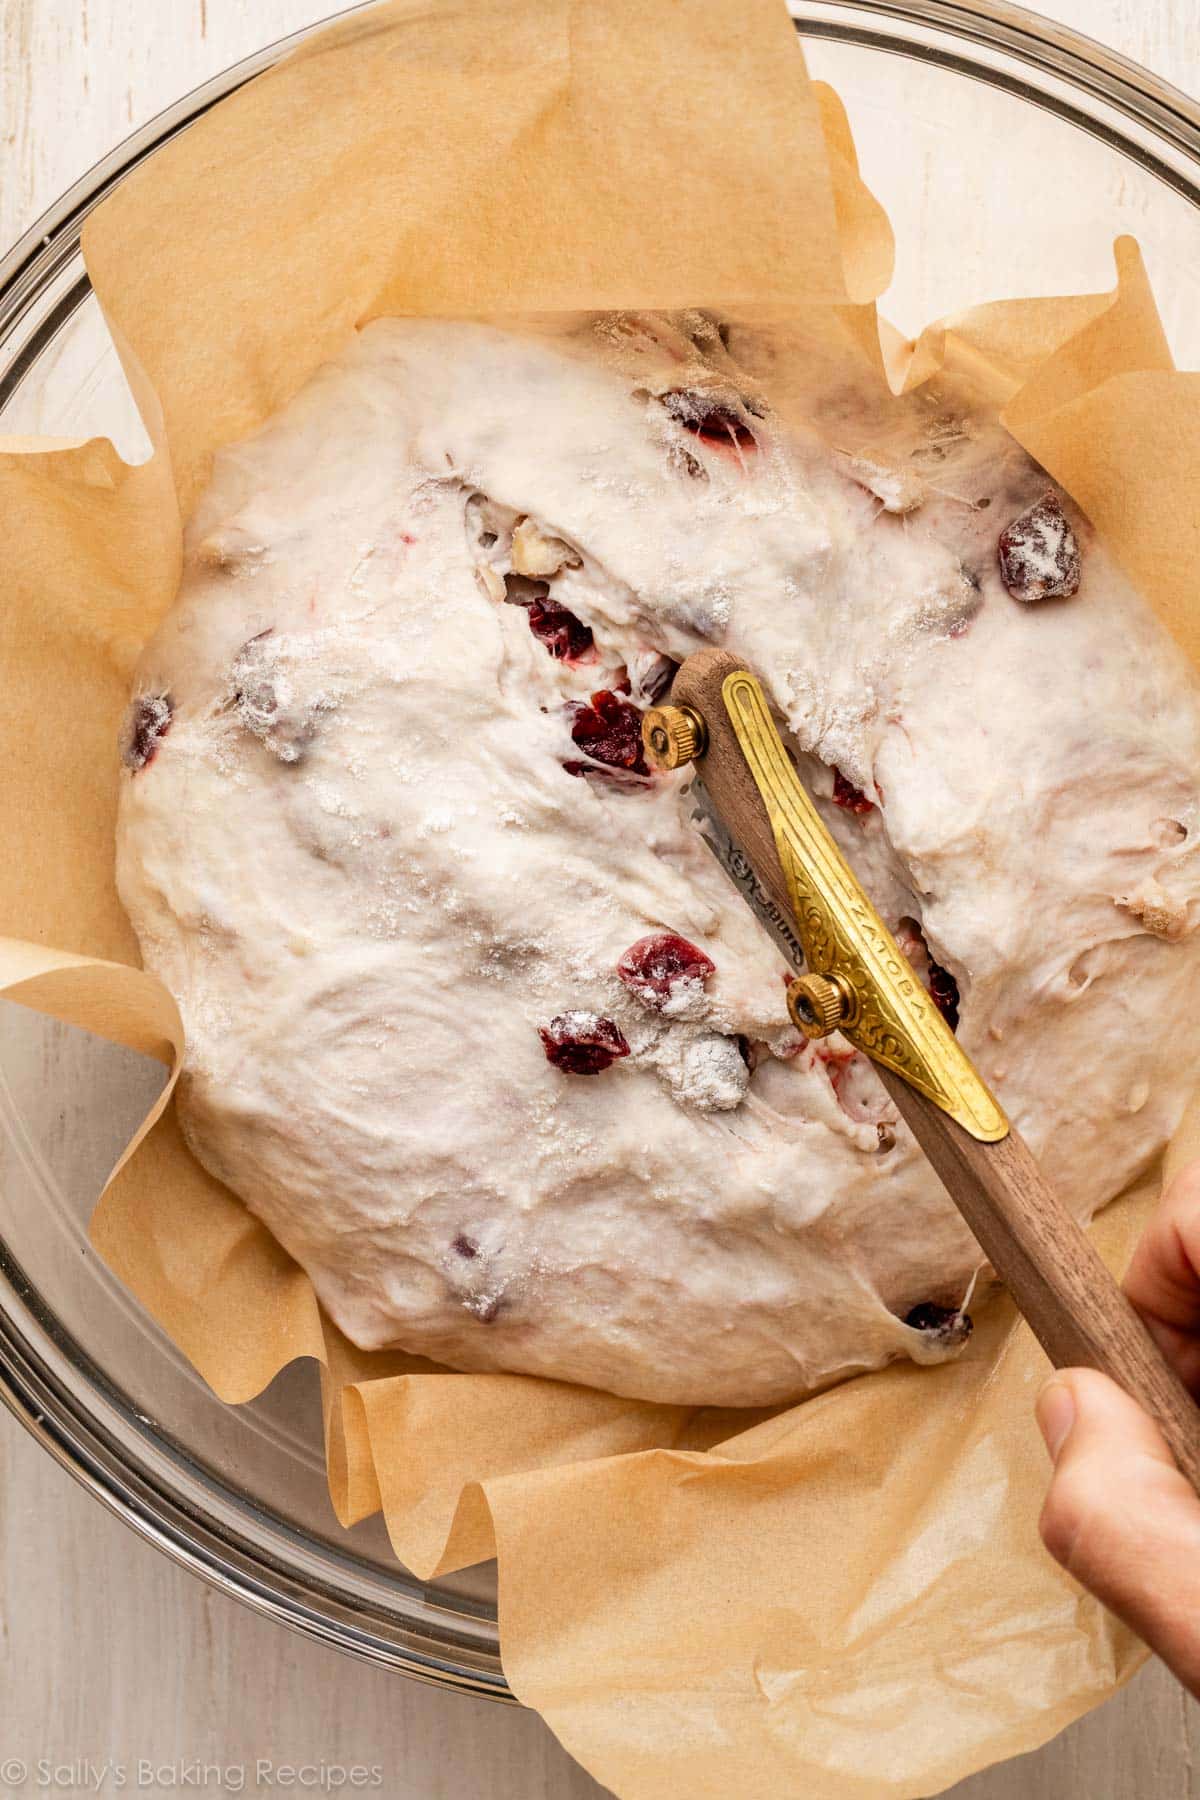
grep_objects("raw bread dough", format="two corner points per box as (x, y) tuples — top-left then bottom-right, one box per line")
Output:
(115, 312), (1200, 1406)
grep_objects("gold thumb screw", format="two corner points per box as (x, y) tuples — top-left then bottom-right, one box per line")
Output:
(787, 973), (849, 1040)
(642, 704), (707, 770)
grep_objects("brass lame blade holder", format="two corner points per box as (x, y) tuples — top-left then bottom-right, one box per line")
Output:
(653, 664), (1006, 1142)
(645, 647), (1200, 1492)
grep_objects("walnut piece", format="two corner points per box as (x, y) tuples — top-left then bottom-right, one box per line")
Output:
(511, 516), (581, 579)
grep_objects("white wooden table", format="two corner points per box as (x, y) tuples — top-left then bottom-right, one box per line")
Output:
(2, 2), (1199, 1795)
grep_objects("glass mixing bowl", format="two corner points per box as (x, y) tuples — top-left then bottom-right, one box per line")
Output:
(1, 0), (1198, 1697)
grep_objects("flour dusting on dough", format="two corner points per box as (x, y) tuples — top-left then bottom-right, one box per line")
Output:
(115, 314), (1200, 1406)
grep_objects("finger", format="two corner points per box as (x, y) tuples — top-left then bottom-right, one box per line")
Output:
(1125, 1159), (1200, 1392)
(1037, 1368), (1200, 1697)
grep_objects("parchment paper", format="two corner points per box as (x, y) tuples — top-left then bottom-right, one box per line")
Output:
(1, 3), (1197, 1795)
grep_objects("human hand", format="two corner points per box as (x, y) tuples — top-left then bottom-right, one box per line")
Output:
(1036, 1159), (1200, 1697)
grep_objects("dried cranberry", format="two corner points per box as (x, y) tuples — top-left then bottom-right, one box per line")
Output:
(905, 1301), (973, 1346)
(997, 491), (1081, 603)
(230, 631), (317, 764)
(538, 1012), (631, 1075)
(120, 692), (173, 772)
(566, 689), (649, 778)
(617, 933), (716, 1010)
(832, 768), (874, 815)
(927, 957), (960, 1032)
(660, 390), (756, 451)
(452, 1234), (479, 1260)
(897, 917), (961, 1034)
(526, 595), (594, 661)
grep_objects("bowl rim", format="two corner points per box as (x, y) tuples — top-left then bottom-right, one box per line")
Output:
(1, 0), (1198, 1693)
(3, 0), (1200, 366)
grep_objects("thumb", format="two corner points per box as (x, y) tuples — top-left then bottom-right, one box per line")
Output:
(1037, 1368), (1200, 1697)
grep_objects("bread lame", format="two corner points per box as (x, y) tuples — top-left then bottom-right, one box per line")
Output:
(644, 646), (1200, 1490)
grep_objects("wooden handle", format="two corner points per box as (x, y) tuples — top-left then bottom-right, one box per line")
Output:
(674, 648), (1200, 1491)
(880, 1073), (1200, 1491)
